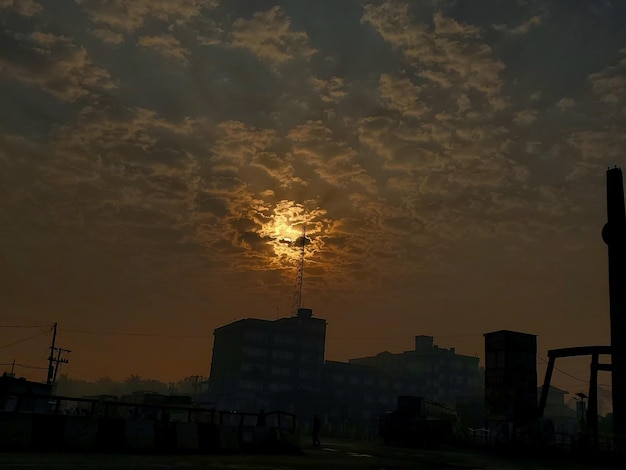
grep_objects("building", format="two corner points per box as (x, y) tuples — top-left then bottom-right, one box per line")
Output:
(320, 360), (394, 437)
(349, 335), (483, 406)
(318, 337), (483, 437)
(208, 308), (326, 413)
(0, 374), (53, 412)
(537, 385), (578, 441)
(208, 320), (483, 436)
(484, 330), (537, 433)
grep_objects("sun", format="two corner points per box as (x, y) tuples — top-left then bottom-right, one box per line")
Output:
(256, 200), (323, 266)
(268, 213), (302, 245)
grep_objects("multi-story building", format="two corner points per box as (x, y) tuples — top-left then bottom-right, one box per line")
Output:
(320, 360), (414, 437)
(208, 319), (483, 435)
(208, 308), (326, 412)
(349, 335), (483, 406)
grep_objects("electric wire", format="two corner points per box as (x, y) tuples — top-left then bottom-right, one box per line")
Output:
(60, 327), (212, 339)
(536, 354), (611, 388)
(0, 325), (49, 329)
(0, 362), (47, 370)
(0, 329), (51, 350)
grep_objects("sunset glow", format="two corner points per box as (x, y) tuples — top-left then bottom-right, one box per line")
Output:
(0, 0), (624, 395)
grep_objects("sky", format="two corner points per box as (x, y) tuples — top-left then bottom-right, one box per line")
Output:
(1, 0), (625, 396)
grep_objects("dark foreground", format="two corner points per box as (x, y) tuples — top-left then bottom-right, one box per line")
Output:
(0, 439), (623, 470)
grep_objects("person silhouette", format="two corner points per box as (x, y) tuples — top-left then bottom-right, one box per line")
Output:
(312, 414), (321, 447)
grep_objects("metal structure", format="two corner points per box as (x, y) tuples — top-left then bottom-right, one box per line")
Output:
(536, 167), (626, 442)
(290, 227), (307, 316)
(602, 167), (626, 437)
(538, 346), (611, 446)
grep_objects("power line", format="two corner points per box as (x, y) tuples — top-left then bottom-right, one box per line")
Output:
(0, 325), (49, 329)
(536, 354), (611, 386)
(60, 328), (212, 339)
(0, 362), (47, 370)
(0, 329), (50, 350)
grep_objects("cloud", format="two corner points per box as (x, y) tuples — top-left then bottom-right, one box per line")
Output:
(0, 30), (116, 102)
(92, 28), (124, 45)
(0, 0), (41, 16)
(566, 130), (626, 181)
(138, 34), (189, 61)
(75, 0), (219, 32)
(588, 48), (626, 104)
(513, 109), (538, 125)
(493, 14), (543, 35)
(556, 98), (575, 109)
(379, 73), (429, 118)
(311, 76), (347, 104)
(212, 120), (277, 168)
(231, 6), (317, 67)
(287, 120), (377, 193)
(433, 10), (480, 37)
(362, 2), (505, 106)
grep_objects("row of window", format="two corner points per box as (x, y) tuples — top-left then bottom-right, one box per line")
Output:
(330, 373), (475, 390)
(243, 330), (323, 347)
(242, 347), (324, 362)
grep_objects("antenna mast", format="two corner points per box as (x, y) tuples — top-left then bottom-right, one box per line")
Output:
(290, 226), (306, 316)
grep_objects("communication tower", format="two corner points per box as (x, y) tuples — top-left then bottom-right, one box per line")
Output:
(290, 226), (307, 316)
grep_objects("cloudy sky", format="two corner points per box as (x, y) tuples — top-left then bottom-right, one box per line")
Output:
(1, 0), (625, 394)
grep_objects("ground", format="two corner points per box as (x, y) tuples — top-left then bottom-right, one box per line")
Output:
(0, 439), (622, 469)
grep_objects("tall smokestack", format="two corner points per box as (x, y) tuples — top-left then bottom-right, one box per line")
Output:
(602, 167), (626, 437)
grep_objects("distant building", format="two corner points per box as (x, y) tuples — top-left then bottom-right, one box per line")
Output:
(537, 385), (578, 440)
(320, 360), (394, 437)
(349, 335), (482, 405)
(0, 374), (52, 412)
(208, 308), (326, 413)
(314, 335), (483, 437)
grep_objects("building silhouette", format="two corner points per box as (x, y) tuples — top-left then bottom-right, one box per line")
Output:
(208, 315), (483, 436)
(208, 308), (326, 412)
(484, 330), (537, 436)
(349, 335), (482, 406)
(538, 385), (578, 442)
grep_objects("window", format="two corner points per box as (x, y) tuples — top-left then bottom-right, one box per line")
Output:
(269, 383), (288, 392)
(239, 380), (261, 390)
(299, 370), (314, 379)
(496, 351), (506, 368)
(274, 334), (295, 345)
(244, 330), (264, 340)
(272, 350), (294, 360)
(243, 347), (267, 357)
(271, 366), (290, 376)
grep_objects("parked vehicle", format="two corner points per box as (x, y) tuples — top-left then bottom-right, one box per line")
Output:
(378, 396), (458, 446)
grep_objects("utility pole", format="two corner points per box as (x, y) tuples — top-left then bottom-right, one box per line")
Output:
(602, 167), (626, 437)
(52, 347), (71, 383)
(46, 322), (57, 385)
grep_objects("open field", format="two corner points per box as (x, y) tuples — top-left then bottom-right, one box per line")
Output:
(0, 439), (622, 470)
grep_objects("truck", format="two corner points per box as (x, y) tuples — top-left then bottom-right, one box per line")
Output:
(378, 396), (458, 446)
